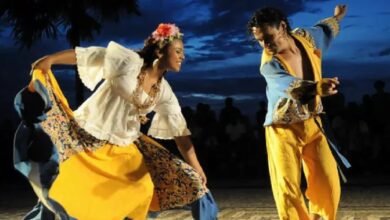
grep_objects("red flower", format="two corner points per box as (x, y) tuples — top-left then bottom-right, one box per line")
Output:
(156, 24), (172, 37)
(151, 23), (181, 42)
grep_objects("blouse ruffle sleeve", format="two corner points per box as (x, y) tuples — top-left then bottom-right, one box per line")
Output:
(103, 41), (143, 80)
(75, 46), (106, 91)
(148, 80), (191, 139)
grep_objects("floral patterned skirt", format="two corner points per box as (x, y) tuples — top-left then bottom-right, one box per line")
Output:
(15, 70), (207, 220)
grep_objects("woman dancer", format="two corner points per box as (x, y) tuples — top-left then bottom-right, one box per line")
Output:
(14, 23), (218, 220)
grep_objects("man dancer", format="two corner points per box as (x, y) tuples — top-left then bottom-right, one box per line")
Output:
(248, 5), (349, 220)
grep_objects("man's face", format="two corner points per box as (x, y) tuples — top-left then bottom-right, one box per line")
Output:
(251, 23), (285, 54)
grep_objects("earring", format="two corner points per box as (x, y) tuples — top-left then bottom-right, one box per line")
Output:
(153, 58), (159, 68)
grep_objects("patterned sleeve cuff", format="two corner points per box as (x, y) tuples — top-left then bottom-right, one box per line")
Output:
(285, 79), (317, 104)
(318, 16), (340, 37)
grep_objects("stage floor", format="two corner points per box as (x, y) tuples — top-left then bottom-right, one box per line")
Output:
(1, 185), (390, 219)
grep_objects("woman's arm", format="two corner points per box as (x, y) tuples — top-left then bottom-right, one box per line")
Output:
(32, 49), (77, 74)
(174, 135), (207, 187)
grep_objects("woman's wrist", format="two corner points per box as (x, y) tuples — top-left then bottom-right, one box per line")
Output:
(45, 54), (55, 66)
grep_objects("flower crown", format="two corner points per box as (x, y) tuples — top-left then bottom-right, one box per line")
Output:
(151, 23), (183, 48)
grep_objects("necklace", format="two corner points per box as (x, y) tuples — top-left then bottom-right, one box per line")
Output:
(131, 70), (162, 124)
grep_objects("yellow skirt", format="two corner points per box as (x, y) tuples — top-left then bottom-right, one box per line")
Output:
(50, 143), (154, 220)
(24, 70), (206, 220)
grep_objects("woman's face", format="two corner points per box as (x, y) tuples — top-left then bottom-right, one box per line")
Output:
(160, 39), (185, 72)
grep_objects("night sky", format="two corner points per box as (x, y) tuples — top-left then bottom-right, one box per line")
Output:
(1, 0), (390, 121)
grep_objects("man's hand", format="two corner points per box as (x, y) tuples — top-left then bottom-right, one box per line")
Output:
(317, 77), (340, 97)
(334, 5), (347, 21)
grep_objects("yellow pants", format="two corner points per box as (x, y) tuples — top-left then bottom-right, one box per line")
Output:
(265, 117), (340, 220)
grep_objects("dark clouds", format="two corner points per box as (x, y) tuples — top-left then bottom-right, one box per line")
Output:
(173, 0), (328, 65)
(323, 59), (390, 79)
(1, 0), (390, 121)
(1, 0), (388, 78)
(86, 0), (332, 66)
(0, 0), (333, 67)
(378, 47), (390, 57)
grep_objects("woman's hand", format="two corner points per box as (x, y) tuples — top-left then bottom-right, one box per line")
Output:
(316, 77), (340, 97)
(334, 5), (347, 21)
(187, 161), (207, 188)
(174, 135), (208, 188)
(196, 167), (208, 188)
(31, 56), (52, 75)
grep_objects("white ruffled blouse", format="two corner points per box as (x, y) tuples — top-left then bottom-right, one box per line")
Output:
(73, 41), (191, 146)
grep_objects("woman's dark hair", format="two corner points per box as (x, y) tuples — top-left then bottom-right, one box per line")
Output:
(247, 7), (292, 35)
(136, 37), (164, 68)
(136, 37), (178, 68)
